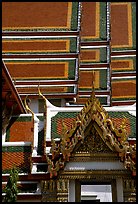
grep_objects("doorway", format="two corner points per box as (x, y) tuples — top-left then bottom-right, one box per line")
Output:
(75, 180), (114, 202)
(81, 184), (112, 202)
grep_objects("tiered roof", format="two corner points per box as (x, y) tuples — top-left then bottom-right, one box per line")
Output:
(2, 2), (136, 106)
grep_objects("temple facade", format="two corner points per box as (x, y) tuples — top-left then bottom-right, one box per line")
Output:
(2, 2), (136, 202)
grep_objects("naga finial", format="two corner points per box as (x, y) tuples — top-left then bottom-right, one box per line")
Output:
(24, 95), (34, 120)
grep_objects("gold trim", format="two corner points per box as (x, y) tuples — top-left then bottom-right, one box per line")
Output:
(67, 2), (72, 28)
(112, 80), (136, 84)
(112, 95), (136, 99)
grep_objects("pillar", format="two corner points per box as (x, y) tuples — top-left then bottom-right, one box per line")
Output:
(68, 180), (75, 202)
(75, 180), (81, 202)
(32, 115), (39, 157)
(116, 178), (124, 202)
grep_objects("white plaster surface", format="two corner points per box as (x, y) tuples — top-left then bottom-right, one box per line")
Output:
(64, 161), (125, 170)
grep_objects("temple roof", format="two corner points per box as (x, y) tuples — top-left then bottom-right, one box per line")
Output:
(2, 2), (136, 106)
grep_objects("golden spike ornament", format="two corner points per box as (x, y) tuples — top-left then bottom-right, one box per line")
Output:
(38, 84), (47, 155)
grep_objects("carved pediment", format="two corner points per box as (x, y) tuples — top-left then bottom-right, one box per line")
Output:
(75, 126), (112, 154)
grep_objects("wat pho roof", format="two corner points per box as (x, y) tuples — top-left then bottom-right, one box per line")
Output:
(2, 2), (136, 106)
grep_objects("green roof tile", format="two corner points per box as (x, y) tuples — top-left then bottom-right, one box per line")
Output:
(51, 112), (78, 139)
(51, 111), (136, 139)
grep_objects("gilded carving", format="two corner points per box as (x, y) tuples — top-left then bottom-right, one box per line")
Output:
(50, 138), (60, 160)
(41, 180), (57, 202)
(123, 179), (136, 202)
(76, 126), (111, 153)
(57, 179), (69, 202)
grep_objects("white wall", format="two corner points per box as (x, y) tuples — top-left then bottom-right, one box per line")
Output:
(30, 99), (39, 113)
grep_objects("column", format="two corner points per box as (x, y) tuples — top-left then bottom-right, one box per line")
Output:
(68, 180), (75, 202)
(116, 178), (124, 202)
(32, 115), (39, 157)
(2, 132), (6, 143)
(75, 180), (81, 202)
